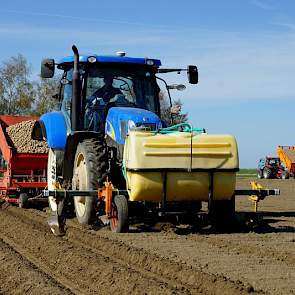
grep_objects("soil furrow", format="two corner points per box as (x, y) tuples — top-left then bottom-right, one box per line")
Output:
(0, 206), (191, 294)
(0, 234), (81, 295)
(0, 177), (294, 294)
(0, 237), (73, 295)
(0, 205), (260, 295)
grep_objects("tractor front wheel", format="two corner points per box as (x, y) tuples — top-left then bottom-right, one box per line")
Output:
(263, 167), (271, 179)
(257, 170), (263, 179)
(72, 138), (107, 225)
(110, 195), (129, 233)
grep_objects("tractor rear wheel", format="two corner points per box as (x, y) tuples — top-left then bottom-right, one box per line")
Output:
(257, 170), (263, 179)
(110, 195), (129, 233)
(281, 172), (289, 179)
(263, 167), (271, 179)
(72, 138), (107, 225)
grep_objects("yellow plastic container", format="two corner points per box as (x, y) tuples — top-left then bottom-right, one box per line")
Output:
(123, 131), (239, 202)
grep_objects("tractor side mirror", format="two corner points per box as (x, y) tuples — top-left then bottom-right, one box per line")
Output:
(187, 65), (198, 84)
(41, 58), (55, 78)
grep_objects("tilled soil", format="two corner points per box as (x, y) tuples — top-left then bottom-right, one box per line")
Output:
(5, 120), (48, 154)
(0, 178), (294, 295)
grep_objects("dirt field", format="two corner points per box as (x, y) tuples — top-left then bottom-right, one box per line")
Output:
(0, 178), (294, 295)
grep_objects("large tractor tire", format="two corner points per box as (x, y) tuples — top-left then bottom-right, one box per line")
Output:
(257, 170), (263, 179)
(263, 167), (271, 179)
(72, 138), (107, 225)
(208, 195), (235, 230)
(110, 195), (129, 233)
(281, 172), (289, 180)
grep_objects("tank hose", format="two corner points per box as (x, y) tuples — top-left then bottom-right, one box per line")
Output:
(152, 123), (205, 134)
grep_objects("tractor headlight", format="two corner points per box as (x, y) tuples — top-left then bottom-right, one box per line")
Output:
(87, 56), (96, 63)
(146, 59), (154, 66)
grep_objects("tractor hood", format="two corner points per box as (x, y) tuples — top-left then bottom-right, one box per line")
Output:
(105, 107), (162, 145)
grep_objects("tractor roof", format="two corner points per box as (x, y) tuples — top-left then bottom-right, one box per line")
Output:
(58, 55), (161, 67)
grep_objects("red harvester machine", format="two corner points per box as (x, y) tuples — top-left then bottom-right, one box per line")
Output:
(0, 115), (48, 207)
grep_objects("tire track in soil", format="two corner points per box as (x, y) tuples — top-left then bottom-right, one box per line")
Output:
(0, 207), (192, 295)
(0, 238), (73, 295)
(26, 208), (295, 294)
(29, 205), (295, 267)
(31, 209), (295, 267)
(0, 205), (259, 295)
(0, 237), (75, 295)
(177, 232), (295, 266)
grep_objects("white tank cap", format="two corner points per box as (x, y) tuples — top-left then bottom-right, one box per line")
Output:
(116, 51), (126, 57)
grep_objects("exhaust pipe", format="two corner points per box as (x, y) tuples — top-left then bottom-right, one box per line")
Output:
(72, 45), (81, 131)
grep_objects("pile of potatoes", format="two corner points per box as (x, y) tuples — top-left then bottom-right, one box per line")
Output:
(6, 120), (48, 154)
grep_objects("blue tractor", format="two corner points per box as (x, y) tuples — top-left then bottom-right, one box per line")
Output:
(34, 45), (199, 234)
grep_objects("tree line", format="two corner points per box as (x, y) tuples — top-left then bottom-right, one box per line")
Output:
(0, 54), (187, 124)
(0, 54), (58, 116)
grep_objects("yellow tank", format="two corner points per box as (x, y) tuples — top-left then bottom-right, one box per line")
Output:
(123, 131), (239, 202)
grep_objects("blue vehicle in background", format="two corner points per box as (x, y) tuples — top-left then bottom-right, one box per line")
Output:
(34, 45), (198, 235)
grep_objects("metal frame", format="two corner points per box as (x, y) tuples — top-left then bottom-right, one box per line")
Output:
(44, 179), (280, 235)
(44, 187), (280, 203)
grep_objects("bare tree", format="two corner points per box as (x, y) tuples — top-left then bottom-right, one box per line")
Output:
(32, 76), (60, 116)
(159, 91), (188, 126)
(0, 55), (35, 115)
(170, 99), (188, 125)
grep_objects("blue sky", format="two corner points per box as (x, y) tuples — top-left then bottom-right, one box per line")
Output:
(0, 0), (294, 167)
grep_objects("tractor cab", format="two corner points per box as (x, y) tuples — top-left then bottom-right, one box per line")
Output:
(40, 47), (198, 148)
(267, 157), (280, 166)
(55, 55), (163, 133)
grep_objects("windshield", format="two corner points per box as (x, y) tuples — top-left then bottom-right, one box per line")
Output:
(86, 66), (159, 113)
(269, 159), (280, 165)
